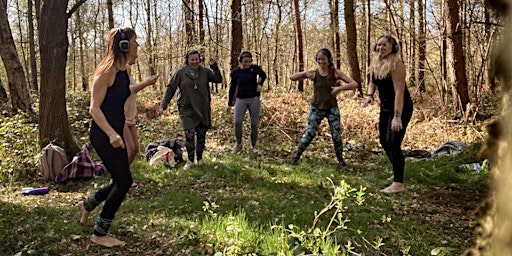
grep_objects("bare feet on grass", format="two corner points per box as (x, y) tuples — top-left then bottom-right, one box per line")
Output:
(380, 182), (404, 194)
(77, 201), (89, 226)
(91, 234), (126, 247)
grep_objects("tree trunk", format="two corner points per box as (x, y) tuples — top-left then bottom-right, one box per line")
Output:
(230, 0), (242, 72)
(292, 0), (304, 92)
(408, 0), (416, 88)
(329, 0), (341, 69)
(198, 0), (205, 45)
(28, 0), (38, 92)
(445, 0), (470, 114)
(365, 0), (371, 86)
(418, 0), (426, 93)
(0, 78), (8, 103)
(344, 0), (362, 96)
(0, 0), (32, 113)
(107, 0), (114, 29)
(146, 0), (155, 75)
(272, 0), (282, 88)
(38, 0), (79, 154)
(184, 0), (195, 45)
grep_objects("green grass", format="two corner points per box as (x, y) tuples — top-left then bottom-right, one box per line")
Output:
(0, 91), (489, 255)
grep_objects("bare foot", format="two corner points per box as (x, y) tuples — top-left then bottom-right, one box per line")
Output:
(76, 201), (89, 226)
(380, 182), (404, 194)
(91, 234), (126, 247)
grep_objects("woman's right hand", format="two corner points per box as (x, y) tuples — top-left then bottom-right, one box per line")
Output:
(362, 96), (374, 107)
(109, 133), (125, 149)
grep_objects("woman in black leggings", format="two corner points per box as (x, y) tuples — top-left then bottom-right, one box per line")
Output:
(76, 27), (147, 247)
(363, 35), (414, 194)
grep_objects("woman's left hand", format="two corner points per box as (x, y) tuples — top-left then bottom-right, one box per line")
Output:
(209, 58), (217, 65)
(391, 117), (402, 132)
(331, 86), (340, 96)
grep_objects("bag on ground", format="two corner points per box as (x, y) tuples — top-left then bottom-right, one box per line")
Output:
(40, 143), (69, 183)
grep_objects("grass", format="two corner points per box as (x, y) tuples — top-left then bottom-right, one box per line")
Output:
(0, 89), (491, 255)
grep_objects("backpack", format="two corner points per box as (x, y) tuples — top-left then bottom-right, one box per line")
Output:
(145, 138), (184, 164)
(40, 143), (69, 183)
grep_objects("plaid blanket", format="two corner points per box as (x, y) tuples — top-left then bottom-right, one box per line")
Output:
(55, 143), (105, 182)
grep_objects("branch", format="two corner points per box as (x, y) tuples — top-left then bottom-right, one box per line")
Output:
(67, 0), (88, 19)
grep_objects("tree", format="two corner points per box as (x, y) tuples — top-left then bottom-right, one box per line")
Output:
(445, 0), (470, 114)
(0, 0), (32, 113)
(230, 0), (242, 73)
(28, 0), (38, 92)
(183, 0), (195, 45)
(418, 0), (426, 93)
(344, 0), (362, 96)
(38, 0), (85, 154)
(329, 0), (341, 69)
(292, 0), (304, 92)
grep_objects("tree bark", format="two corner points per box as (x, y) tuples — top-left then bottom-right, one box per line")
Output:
(0, 0), (32, 113)
(107, 0), (114, 29)
(329, 0), (341, 69)
(445, 0), (470, 114)
(183, 0), (195, 45)
(418, 0), (426, 93)
(0, 78), (8, 103)
(198, 0), (205, 45)
(28, 0), (38, 92)
(230, 0), (242, 72)
(38, 0), (80, 154)
(344, 0), (362, 96)
(292, 0), (304, 92)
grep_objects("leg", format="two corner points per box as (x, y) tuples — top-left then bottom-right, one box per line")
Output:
(123, 124), (139, 165)
(327, 107), (344, 165)
(292, 107), (324, 163)
(233, 98), (248, 146)
(184, 127), (196, 162)
(195, 123), (209, 161)
(248, 96), (261, 148)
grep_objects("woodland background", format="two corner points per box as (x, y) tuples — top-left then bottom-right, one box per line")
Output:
(0, 0), (502, 153)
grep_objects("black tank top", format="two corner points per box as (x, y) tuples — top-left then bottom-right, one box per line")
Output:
(94, 70), (131, 134)
(372, 74), (413, 112)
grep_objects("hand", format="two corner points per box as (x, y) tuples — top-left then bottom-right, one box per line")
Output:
(391, 117), (402, 132)
(330, 86), (339, 96)
(362, 96), (374, 107)
(226, 106), (232, 113)
(256, 85), (262, 92)
(209, 58), (217, 65)
(109, 134), (125, 149)
(145, 75), (159, 86)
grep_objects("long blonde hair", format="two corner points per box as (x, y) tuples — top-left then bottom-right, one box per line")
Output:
(368, 35), (401, 80)
(93, 27), (135, 76)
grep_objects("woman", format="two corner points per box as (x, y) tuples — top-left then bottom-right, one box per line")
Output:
(227, 51), (267, 153)
(76, 27), (147, 247)
(289, 48), (358, 167)
(362, 35), (414, 193)
(124, 61), (159, 165)
(160, 50), (222, 170)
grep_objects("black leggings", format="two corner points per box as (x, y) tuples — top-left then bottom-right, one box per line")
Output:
(90, 124), (133, 220)
(378, 108), (412, 183)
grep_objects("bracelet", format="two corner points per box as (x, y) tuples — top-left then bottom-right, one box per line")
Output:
(367, 94), (373, 98)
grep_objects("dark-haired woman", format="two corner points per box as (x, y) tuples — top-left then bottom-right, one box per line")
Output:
(289, 48), (358, 167)
(227, 51), (267, 153)
(362, 35), (413, 193)
(160, 50), (223, 170)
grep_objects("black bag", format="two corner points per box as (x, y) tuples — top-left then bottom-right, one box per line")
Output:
(145, 139), (184, 164)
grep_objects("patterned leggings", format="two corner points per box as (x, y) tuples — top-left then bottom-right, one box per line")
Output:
(293, 106), (344, 163)
(184, 123), (209, 162)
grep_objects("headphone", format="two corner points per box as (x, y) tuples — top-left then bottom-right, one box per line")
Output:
(118, 28), (130, 52)
(373, 36), (399, 54)
(315, 48), (333, 64)
(238, 51), (253, 63)
(184, 50), (202, 65)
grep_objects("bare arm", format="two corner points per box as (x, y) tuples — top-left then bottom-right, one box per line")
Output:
(362, 77), (377, 107)
(331, 69), (358, 95)
(391, 60), (407, 131)
(289, 70), (315, 81)
(89, 70), (125, 148)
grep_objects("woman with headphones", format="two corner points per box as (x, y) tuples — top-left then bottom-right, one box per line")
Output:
(289, 48), (358, 167)
(362, 35), (413, 194)
(227, 51), (267, 153)
(160, 50), (222, 170)
(77, 27), (148, 247)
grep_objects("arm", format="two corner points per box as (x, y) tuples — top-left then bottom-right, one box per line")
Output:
(289, 70), (315, 81)
(208, 58), (223, 83)
(227, 70), (237, 107)
(160, 71), (180, 111)
(391, 60), (407, 131)
(130, 75), (159, 94)
(362, 76), (376, 107)
(89, 70), (125, 148)
(331, 69), (358, 95)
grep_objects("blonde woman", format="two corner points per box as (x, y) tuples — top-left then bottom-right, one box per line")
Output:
(363, 35), (414, 194)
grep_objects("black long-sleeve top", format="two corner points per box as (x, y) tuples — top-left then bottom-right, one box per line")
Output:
(228, 64), (267, 106)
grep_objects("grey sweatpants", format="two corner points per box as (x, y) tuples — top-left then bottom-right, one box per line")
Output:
(233, 96), (261, 147)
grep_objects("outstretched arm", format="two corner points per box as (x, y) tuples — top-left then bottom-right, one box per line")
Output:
(289, 70), (315, 81)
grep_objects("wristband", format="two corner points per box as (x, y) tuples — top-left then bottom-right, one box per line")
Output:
(367, 94), (373, 98)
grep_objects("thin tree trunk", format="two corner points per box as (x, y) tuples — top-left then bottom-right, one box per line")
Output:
(76, 8), (88, 91)
(329, 0), (341, 69)
(365, 0), (371, 86)
(418, 0), (426, 93)
(273, 0), (282, 88)
(344, 0), (362, 96)
(107, 0), (114, 29)
(146, 0), (155, 75)
(445, 0), (470, 114)
(408, 0), (416, 87)
(28, 0), (38, 92)
(184, 0), (195, 45)
(292, 0), (304, 92)
(230, 0), (242, 72)
(198, 0), (205, 45)
(0, 0), (32, 113)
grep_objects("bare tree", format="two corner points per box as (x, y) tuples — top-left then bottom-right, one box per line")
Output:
(418, 0), (426, 93)
(107, 0), (114, 28)
(292, 0), (304, 92)
(38, 0), (85, 153)
(198, 0), (205, 45)
(0, 0), (32, 113)
(28, 0), (38, 92)
(230, 0), (242, 72)
(0, 79), (7, 103)
(329, 0), (341, 69)
(344, 0), (362, 96)
(183, 0), (195, 45)
(445, 0), (470, 114)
